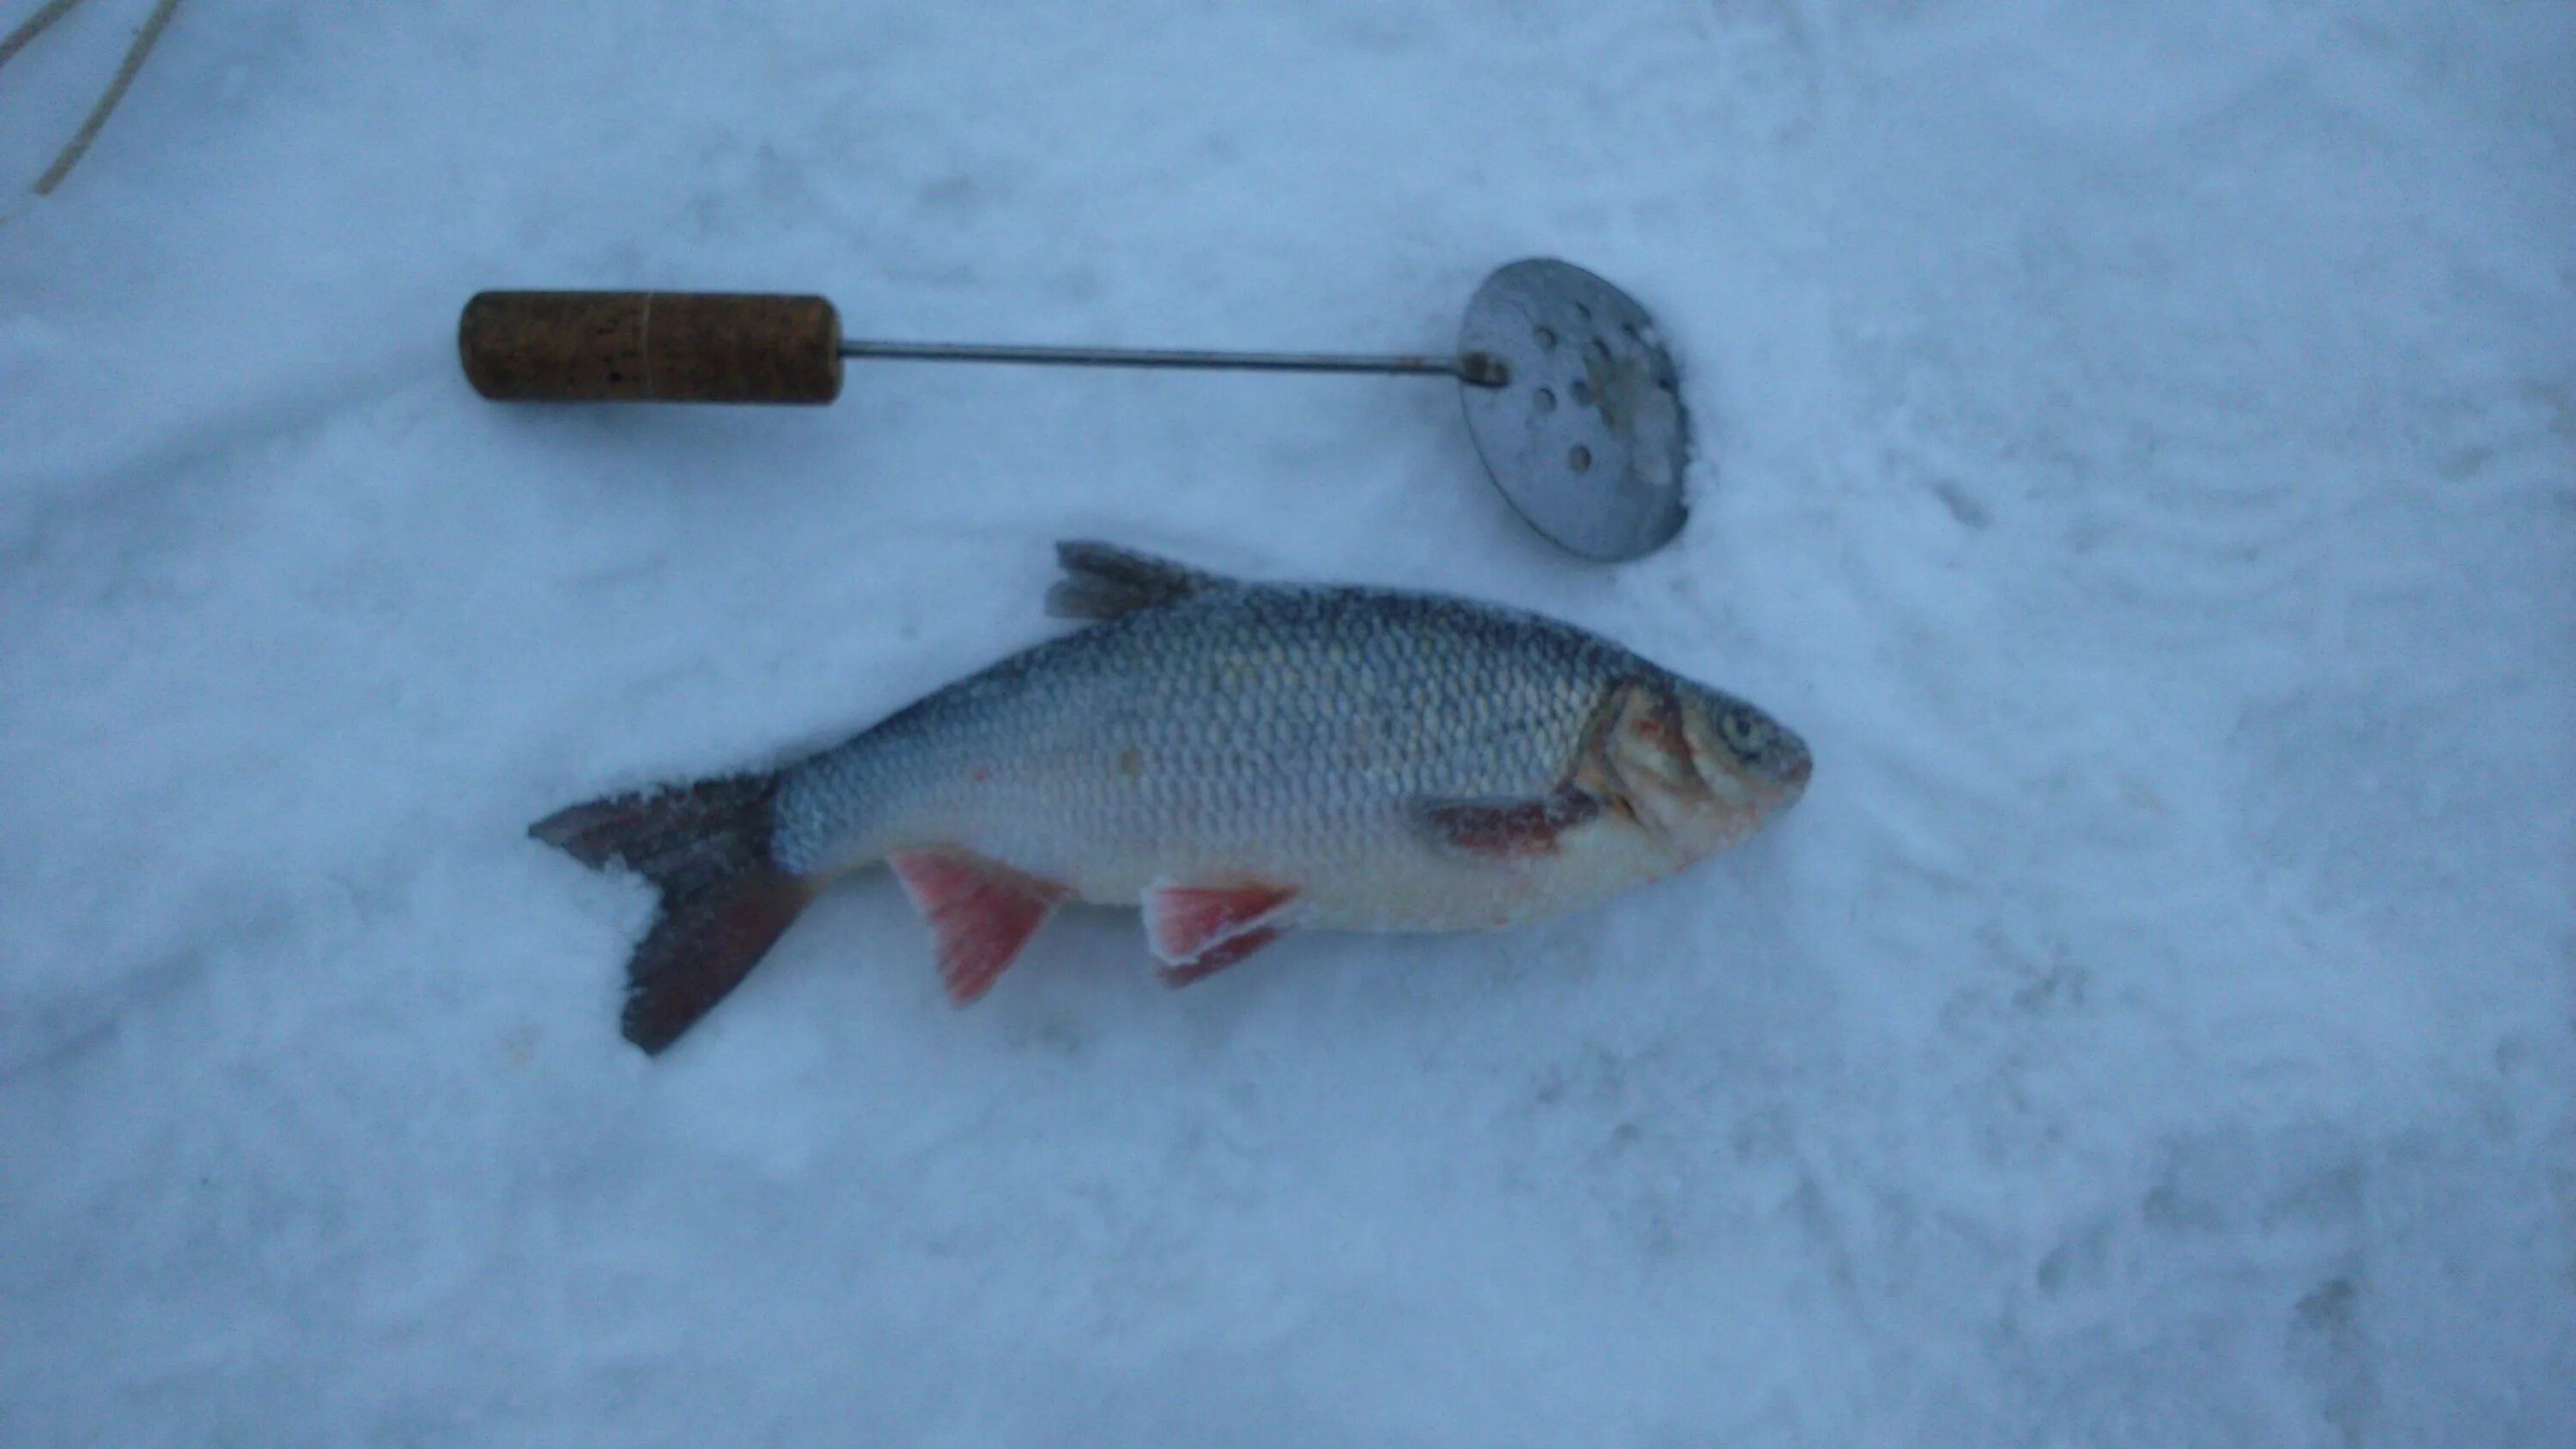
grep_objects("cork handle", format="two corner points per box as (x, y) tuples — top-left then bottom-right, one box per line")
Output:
(458, 292), (844, 403)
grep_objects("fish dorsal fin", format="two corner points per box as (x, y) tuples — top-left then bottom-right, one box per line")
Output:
(1046, 541), (1224, 622)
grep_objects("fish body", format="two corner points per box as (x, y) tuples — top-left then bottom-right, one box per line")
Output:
(784, 573), (1677, 931)
(533, 543), (1811, 1053)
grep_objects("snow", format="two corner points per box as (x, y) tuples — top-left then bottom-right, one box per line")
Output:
(3, 0), (2569, 1443)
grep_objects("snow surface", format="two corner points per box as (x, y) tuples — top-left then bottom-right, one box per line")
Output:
(3, 1), (2571, 1444)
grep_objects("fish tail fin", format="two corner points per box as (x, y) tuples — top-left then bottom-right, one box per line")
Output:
(530, 773), (819, 1055)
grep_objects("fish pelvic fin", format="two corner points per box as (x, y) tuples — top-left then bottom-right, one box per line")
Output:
(1045, 540), (1224, 622)
(531, 773), (818, 1056)
(1145, 879), (1297, 985)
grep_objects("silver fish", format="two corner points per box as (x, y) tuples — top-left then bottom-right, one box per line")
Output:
(533, 543), (1811, 1052)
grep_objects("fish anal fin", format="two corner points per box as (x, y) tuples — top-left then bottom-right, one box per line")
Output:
(1409, 791), (1603, 859)
(1145, 879), (1297, 978)
(889, 849), (1072, 1003)
(1047, 540), (1224, 621)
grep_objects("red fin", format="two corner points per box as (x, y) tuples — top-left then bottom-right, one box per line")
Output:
(1410, 791), (1602, 858)
(889, 849), (1070, 1003)
(1158, 925), (1284, 987)
(1145, 880), (1297, 976)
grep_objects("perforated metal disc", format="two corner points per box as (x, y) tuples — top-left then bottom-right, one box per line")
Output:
(1457, 258), (1690, 561)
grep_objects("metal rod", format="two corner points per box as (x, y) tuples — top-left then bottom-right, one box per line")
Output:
(839, 338), (1510, 387)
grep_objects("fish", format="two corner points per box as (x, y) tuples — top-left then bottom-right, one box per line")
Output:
(532, 542), (1812, 1053)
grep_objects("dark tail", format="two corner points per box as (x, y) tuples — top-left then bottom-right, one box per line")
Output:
(530, 773), (817, 1055)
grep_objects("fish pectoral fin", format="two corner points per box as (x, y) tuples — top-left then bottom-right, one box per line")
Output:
(1144, 879), (1297, 985)
(1046, 540), (1224, 621)
(888, 848), (1072, 1004)
(1407, 790), (1605, 859)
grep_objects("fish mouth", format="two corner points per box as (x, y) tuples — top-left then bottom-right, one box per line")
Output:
(1758, 750), (1812, 817)
(1781, 751), (1813, 791)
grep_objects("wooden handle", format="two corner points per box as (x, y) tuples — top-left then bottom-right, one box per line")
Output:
(458, 291), (844, 403)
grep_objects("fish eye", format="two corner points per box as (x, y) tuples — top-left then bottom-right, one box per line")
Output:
(1716, 710), (1769, 755)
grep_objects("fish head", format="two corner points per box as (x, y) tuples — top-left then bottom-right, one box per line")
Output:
(1592, 677), (1810, 858)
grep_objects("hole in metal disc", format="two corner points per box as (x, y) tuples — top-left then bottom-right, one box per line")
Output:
(1587, 337), (1613, 366)
(1534, 326), (1558, 349)
(1569, 379), (1594, 406)
(1533, 386), (1557, 413)
(1569, 445), (1593, 472)
(1573, 303), (1593, 323)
